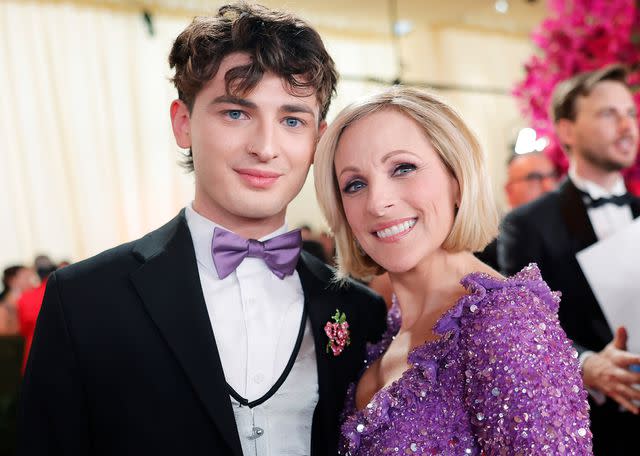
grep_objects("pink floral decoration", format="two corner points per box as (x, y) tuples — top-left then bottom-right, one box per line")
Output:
(325, 309), (351, 356)
(513, 0), (640, 194)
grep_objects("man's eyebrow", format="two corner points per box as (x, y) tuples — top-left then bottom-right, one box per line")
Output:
(281, 103), (315, 116)
(210, 96), (316, 117)
(211, 95), (257, 109)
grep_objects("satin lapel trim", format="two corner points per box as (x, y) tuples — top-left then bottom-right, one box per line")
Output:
(559, 178), (598, 250)
(130, 216), (243, 456)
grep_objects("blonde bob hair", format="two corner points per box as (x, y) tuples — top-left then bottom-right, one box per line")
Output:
(314, 86), (499, 280)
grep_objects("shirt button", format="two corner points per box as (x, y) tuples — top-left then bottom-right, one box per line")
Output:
(249, 426), (264, 440)
(253, 373), (264, 384)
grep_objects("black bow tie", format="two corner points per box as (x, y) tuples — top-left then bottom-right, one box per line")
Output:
(581, 192), (634, 209)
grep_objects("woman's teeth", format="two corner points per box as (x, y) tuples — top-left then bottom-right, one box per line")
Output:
(376, 219), (416, 239)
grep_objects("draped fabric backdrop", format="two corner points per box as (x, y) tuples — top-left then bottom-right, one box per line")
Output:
(0, 0), (536, 267)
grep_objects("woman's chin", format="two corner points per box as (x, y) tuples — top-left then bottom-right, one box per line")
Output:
(373, 259), (416, 275)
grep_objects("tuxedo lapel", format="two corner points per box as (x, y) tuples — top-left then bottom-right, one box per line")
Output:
(130, 211), (243, 456)
(558, 178), (598, 251)
(296, 252), (341, 454)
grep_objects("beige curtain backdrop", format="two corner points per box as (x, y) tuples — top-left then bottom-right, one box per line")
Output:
(0, 0), (534, 267)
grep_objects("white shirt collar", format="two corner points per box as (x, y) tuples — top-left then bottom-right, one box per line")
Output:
(568, 168), (627, 199)
(184, 203), (289, 276)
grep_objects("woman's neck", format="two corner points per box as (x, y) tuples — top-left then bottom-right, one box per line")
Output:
(389, 250), (476, 330)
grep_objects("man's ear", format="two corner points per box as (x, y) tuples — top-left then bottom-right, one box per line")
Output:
(554, 118), (575, 151)
(170, 99), (192, 149)
(311, 120), (328, 165)
(318, 119), (328, 138)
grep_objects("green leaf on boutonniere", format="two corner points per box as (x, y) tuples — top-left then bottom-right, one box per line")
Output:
(331, 309), (347, 324)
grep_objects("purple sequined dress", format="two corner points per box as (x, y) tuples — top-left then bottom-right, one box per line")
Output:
(340, 264), (592, 455)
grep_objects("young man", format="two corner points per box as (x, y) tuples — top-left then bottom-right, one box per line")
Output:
(499, 64), (640, 454)
(18, 4), (387, 455)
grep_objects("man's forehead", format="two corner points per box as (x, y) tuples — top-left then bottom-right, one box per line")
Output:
(577, 81), (633, 108)
(510, 155), (552, 175)
(224, 75), (316, 99)
(210, 51), (320, 106)
(221, 73), (320, 115)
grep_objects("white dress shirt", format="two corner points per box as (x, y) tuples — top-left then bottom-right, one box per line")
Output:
(569, 169), (634, 240)
(569, 171), (634, 404)
(185, 204), (318, 455)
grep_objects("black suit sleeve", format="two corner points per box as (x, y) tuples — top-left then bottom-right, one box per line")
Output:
(498, 209), (545, 276)
(18, 273), (90, 455)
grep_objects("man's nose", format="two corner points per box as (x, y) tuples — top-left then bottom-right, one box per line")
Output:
(248, 122), (278, 161)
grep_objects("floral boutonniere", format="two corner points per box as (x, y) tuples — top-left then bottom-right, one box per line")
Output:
(325, 309), (351, 357)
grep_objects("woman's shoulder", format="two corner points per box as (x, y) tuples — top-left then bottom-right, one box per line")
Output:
(453, 264), (579, 380)
(459, 263), (560, 319)
(455, 265), (592, 452)
(430, 263), (563, 352)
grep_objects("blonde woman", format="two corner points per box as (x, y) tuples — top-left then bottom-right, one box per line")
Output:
(314, 87), (592, 455)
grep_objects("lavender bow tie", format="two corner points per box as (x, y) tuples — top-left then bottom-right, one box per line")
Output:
(211, 227), (302, 280)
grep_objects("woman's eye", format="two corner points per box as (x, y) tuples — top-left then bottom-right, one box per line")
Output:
(392, 163), (416, 176)
(343, 180), (366, 194)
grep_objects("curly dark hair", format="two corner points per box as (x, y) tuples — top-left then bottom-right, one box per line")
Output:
(169, 2), (338, 171)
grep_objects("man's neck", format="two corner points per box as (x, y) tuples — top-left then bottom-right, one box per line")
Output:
(570, 161), (622, 192)
(191, 201), (286, 240)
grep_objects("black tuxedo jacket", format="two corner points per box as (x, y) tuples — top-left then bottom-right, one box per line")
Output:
(498, 177), (640, 353)
(497, 177), (640, 453)
(18, 211), (387, 456)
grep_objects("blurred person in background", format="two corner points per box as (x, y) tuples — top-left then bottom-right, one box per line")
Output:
(17, 255), (57, 369)
(504, 151), (559, 209)
(317, 231), (336, 265)
(298, 224), (329, 263)
(475, 151), (559, 270)
(0, 265), (36, 335)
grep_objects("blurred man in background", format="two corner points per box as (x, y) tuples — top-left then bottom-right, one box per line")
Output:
(0, 265), (36, 335)
(475, 151), (559, 270)
(504, 151), (559, 208)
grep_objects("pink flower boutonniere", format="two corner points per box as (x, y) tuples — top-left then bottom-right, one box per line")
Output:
(325, 309), (351, 357)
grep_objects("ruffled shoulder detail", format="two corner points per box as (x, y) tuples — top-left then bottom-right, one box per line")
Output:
(436, 263), (559, 337)
(459, 263), (560, 315)
(408, 263), (559, 377)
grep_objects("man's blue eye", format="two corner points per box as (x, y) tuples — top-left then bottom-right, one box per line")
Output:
(285, 118), (301, 127)
(227, 110), (243, 120)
